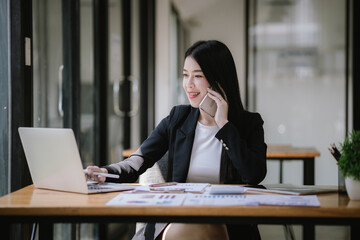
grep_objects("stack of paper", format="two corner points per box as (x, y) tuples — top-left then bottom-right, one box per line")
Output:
(107, 193), (320, 207)
(134, 183), (210, 193)
(183, 194), (319, 207)
(209, 185), (246, 194)
(106, 184), (321, 207)
(107, 193), (187, 206)
(183, 194), (258, 206)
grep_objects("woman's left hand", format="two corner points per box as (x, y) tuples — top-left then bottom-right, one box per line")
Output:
(207, 88), (229, 128)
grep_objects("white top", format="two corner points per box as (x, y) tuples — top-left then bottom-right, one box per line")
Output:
(186, 122), (222, 184)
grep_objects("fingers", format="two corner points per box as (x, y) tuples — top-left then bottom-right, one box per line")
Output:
(85, 166), (107, 182)
(207, 88), (226, 103)
(207, 89), (227, 108)
(206, 88), (229, 128)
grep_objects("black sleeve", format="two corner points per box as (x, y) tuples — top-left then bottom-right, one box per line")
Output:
(103, 107), (177, 183)
(215, 113), (267, 184)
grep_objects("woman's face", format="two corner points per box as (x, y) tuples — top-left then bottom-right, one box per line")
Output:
(183, 57), (211, 108)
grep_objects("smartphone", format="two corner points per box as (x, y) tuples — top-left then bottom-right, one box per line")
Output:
(199, 93), (217, 118)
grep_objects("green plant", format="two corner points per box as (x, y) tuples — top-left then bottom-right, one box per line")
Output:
(338, 130), (360, 181)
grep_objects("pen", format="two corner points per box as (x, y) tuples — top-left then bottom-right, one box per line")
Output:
(328, 144), (341, 161)
(83, 170), (119, 179)
(331, 144), (341, 157)
(149, 188), (185, 193)
(149, 182), (178, 187)
(328, 148), (337, 161)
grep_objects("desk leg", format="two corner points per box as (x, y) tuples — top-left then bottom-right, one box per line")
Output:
(303, 158), (314, 185)
(303, 158), (315, 240)
(98, 223), (107, 239)
(351, 225), (360, 240)
(279, 160), (283, 184)
(39, 223), (53, 240)
(303, 224), (315, 240)
(0, 222), (10, 239)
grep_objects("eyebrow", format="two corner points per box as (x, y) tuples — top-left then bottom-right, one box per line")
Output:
(183, 69), (203, 72)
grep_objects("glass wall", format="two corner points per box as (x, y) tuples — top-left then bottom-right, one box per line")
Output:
(108, 0), (124, 164)
(33, 0), (95, 167)
(170, 8), (188, 106)
(33, 0), (63, 129)
(248, 0), (346, 186)
(248, 1), (349, 238)
(0, 0), (9, 197)
(79, 0), (95, 167)
(33, 0), (95, 238)
(108, 0), (141, 163)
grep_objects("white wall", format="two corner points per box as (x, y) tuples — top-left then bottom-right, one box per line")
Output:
(155, 0), (172, 124)
(155, 0), (246, 123)
(186, 0), (246, 102)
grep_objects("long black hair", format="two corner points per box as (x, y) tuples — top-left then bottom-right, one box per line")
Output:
(185, 40), (245, 132)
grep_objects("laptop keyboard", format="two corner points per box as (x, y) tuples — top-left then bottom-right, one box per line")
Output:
(88, 185), (112, 190)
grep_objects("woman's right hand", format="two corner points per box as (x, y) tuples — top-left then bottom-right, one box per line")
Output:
(84, 166), (108, 183)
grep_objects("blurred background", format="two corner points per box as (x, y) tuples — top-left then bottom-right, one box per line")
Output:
(1, 0), (356, 239)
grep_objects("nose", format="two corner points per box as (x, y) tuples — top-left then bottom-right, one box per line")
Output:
(184, 75), (195, 88)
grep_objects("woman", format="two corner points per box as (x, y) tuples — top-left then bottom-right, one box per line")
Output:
(86, 40), (267, 240)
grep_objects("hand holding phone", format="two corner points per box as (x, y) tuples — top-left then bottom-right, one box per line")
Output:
(200, 86), (229, 128)
(199, 93), (217, 118)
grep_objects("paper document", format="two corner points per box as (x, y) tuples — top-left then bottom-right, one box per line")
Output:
(134, 183), (209, 193)
(250, 195), (320, 206)
(209, 185), (246, 194)
(106, 193), (187, 206)
(106, 183), (320, 207)
(183, 194), (320, 207)
(183, 194), (258, 206)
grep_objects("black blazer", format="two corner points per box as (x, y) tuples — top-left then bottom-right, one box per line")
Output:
(106, 105), (267, 185)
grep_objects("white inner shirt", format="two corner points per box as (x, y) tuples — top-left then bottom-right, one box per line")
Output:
(186, 121), (222, 184)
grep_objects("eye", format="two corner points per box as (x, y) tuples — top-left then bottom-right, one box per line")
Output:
(183, 73), (188, 78)
(195, 75), (203, 78)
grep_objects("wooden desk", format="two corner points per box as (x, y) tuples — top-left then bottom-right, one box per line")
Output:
(267, 145), (320, 185)
(123, 145), (321, 185)
(122, 148), (136, 158)
(1, 185), (359, 240)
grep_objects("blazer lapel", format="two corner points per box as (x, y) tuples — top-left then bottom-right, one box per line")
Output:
(172, 107), (199, 182)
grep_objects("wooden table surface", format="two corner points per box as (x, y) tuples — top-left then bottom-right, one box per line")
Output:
(1, 185), (359, 221)
(266, 145), (320, 159)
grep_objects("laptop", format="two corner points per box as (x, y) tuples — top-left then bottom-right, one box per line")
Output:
(18, 127), (135, 194)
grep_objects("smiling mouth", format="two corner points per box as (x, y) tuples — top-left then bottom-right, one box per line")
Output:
(188, 92), (200, 97)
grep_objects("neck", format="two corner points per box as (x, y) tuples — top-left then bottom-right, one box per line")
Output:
(198, 110), (216, 126)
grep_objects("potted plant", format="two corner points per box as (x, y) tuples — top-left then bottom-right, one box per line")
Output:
(338, 130), (360, 200)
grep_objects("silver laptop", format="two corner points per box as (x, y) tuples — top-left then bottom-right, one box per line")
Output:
(18, 127), (134, 194)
